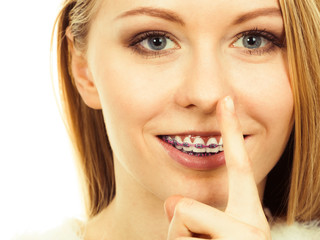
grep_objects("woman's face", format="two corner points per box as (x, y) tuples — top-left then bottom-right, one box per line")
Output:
(85, 0), (294, 208)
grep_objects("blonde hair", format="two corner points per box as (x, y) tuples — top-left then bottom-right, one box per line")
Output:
(53, 0), (115, 218)
(52, 0), (320, 222)
(279, 0), (320, 222)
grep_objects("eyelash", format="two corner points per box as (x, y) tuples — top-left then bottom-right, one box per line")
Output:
(128, 30), (179, 58)
(128, 28), (285, 58)
(234, 28), (285, 56)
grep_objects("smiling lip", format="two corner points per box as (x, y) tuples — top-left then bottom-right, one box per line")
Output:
(158, 135), (225, 171)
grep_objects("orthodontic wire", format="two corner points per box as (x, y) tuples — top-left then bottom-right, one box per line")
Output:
(162, 136), (223, 149)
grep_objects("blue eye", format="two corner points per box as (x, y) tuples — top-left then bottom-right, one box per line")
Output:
(233, 34), (268, 49)
(140, 35), (176, 51)
(129, 30), (180, 58)
(147, 36), (167, 50)
(243, 35), (263, 49)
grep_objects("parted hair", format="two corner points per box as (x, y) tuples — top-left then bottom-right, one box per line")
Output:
(52, 0), (320, 223)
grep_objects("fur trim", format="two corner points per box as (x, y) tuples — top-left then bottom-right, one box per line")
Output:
(13, 219), (320, 240)
(271, 221), (320, 240)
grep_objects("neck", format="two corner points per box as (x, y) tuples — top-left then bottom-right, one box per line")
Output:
(85, 160), (170, 240)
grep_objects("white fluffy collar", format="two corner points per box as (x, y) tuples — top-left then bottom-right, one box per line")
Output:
(13, 219), (320, 240)
(271, 221), (320, 239)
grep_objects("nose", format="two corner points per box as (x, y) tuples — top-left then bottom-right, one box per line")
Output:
(174, 45), (228, 114)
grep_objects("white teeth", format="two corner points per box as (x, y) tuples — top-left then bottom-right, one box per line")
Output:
(192, 137), (206, 153)
(182, 137), (193, 152)
(219, 137), (224, 151)
(174, 136), (183, 150)
(166, 135), (224, 154)
(206, 137), (219, 153)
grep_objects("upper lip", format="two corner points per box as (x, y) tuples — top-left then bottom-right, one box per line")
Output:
(158, 132), (249, 138)
(159, 131), (222, 137)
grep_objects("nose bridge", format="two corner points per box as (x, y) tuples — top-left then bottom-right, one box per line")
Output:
(176, 42), (227, 113)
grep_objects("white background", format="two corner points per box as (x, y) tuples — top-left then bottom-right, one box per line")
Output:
(0, 1), (85, 239)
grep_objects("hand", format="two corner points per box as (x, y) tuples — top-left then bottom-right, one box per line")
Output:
(164, 96), (271, 240)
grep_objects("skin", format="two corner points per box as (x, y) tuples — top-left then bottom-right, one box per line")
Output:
(68, 0), (294, 239)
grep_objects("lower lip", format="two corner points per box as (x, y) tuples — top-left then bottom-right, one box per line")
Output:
(158, 137), (226, 171)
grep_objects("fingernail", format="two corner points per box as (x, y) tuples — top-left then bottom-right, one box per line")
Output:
(224, 96), (235, 113)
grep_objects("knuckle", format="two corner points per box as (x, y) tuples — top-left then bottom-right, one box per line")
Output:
(174, 198), (195, 217)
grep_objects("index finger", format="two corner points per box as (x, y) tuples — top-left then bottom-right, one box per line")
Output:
(217, 96), (266, 225)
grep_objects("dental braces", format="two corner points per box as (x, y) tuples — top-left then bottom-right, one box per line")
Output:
(162, 136), (223, 149)
(180, 151), (219, 157)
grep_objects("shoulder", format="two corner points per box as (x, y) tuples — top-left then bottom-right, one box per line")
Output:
(12, 219), (84, 240)
(271, 220), (320, 240)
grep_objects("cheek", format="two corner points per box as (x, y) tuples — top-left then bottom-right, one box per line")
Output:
(230, 56), (294, 129)
(229, 56), (294, 181)
(90, 51), (181, 158)
(95, 63), (171, 126)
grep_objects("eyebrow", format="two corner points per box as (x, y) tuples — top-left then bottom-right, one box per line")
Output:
(115, 7), (281, 26)
(232, 7), (282, 25)
(115, 7), (185, 26)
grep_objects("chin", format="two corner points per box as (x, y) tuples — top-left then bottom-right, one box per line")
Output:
(162, 174), (230, 209)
